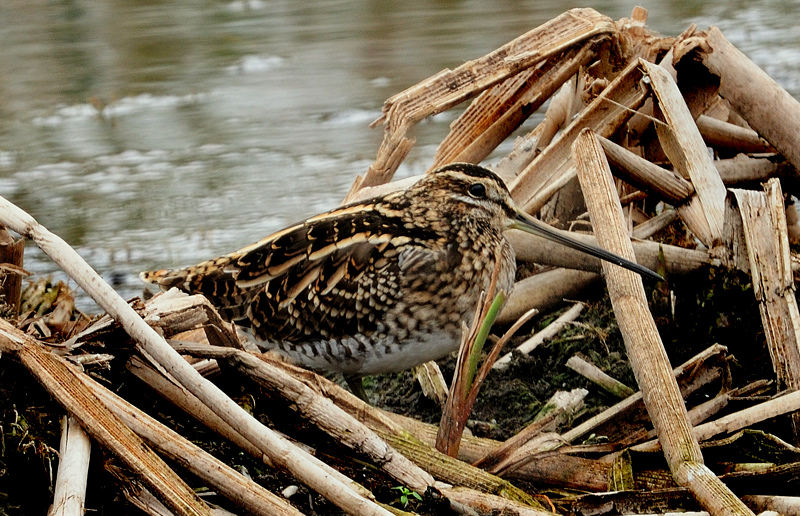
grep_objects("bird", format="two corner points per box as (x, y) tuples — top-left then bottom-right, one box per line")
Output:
(141, 163), (660, 383)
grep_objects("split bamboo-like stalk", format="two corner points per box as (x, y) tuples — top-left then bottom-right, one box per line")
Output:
(471, 404), (564, 472)
(533, 76), (582, 155)
(122, 487), (205, 516)
(509, 57), (651, 213)
(429, 40), (602, 169)
(674, 26), (800, 173)
(49, 416), (91, 516)
(144, 290), (245, 350)
(83, 374), (304, 516)
(0, 320), (212, 516)
(741, 495), (800, 514)
(0, 195), (394, 516)
(726, 179), (800, 440)
(440, 488), (555, 516)
(642, 59), (727, 246)
(480, 390), (587, 477)
(573, 128), (753, 516)
(353, 7), (616, 192)
(413, 361), (449, 405)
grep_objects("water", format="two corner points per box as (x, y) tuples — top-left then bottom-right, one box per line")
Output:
(1, 0), (800, 309)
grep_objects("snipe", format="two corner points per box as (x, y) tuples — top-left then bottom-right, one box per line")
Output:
(142, 163), (659, 378)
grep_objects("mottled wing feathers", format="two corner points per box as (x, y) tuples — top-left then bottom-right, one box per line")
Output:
(246, 241), (401, 342)
(231, 206), (410, 341)
(233, 207), (406, 286)
(141, 202), (437, 343)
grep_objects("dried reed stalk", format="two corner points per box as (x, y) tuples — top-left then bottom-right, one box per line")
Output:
(509, 57), (650, 213)
(0, 320), (211, 516)
(169, 342), (437, 496)
(83, 375), (304, 516)
(674, 26), (800, 173)
(495, 301), (584, 370)
(573, 128), (753, 516)
(237, 352), (544, 507)
(49, 416), (91, 516)
(430, 38), (604, 169)
(126, 357), (381, 504)
(353, 8), (615, 193)
(561, 343), (728, 450)
(566, 355), (636, 399)
(597, 135), (694, 203)
(726, 179), (800, 440)
(642, 60), (727, 246)
(695, 114), (773, 154)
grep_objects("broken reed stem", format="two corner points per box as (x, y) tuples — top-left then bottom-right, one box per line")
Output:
(674, 26), (800, 173)
(50, 415), (91, 516)
(509, 57), (650, 213)
(83, 373), (304, 516)
(728, 180), (800, 441)
(357, 8), (616, 191)
(0, 195), (394, 516)
(0, 320), (211, 516)
(642, 59), (727, 246)
(573, 128), (753, 516)
(495, 301), (584, 370)
(566, 355), (636, 399)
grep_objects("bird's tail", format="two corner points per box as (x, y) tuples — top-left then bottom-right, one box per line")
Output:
(140, 255), (254, 321)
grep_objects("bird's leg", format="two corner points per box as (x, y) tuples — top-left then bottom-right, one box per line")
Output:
(345, 375), (370, 402)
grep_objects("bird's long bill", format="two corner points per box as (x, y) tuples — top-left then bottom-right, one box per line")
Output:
(511, 210), (664, 282)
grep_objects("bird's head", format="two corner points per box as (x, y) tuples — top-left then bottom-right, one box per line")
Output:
(415, 163), (662, 282)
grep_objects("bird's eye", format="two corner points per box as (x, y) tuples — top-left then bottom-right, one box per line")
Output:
(468, 183), (486, 198)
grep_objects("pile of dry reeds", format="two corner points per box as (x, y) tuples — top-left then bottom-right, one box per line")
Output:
(2, 6), (800, 516)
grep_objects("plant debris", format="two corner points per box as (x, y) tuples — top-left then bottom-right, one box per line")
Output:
(2, 7), (800, 516)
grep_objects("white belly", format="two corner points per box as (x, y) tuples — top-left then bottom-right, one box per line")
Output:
(266, 329), (461, 376)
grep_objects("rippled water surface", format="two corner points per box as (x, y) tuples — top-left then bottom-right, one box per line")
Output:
(2, 0), (800, 307)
